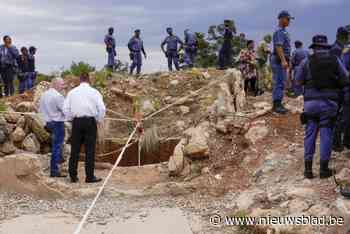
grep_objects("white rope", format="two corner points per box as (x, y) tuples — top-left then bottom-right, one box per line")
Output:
(73, 123), (140, 234)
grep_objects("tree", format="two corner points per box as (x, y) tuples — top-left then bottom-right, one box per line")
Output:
(62, 61), (95, 77)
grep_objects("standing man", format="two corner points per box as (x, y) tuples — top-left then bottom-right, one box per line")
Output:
(290, 41), (309, 97)
(63, 73), (106, 183)
(271, 10), (293, 114)
(330, 27), (349, 58)
(218, 20), (234, 70)
(295, 35), (349, 179)
(0, 36), (19, 97)
(183, 29), (198, 68)
(28, 46), (37, 89)
(257, 34), (272, 93)
(39, 78), (66, 177)
(161, 27), (184, 72)
(128, 29), (147, 76)
(104, 27), (116, 71)
(341, 37), (350, 149)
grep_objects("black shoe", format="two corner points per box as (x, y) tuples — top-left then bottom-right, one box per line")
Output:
(85, 177), (103, 183)
(320, 160), (335, 179)
(273, 101), (288, 115)
(70, 177), (79, 183)
(50, 173), (67, 178)
(333, 144), (344, 152)
(304, 160), (314, 179)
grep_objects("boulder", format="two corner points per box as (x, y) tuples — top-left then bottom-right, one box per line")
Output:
(0, 130), (7, 144)
(0, 141), (16, 155)
(179, 106), (190, 115)
(25, 115), (50, 143)
(16, 102), (36, 113)
(23, 134), (41, 153)
(16, 116), (26, 129)
(216, 82), (235, 116)
(245, 120), (269, 144)
(0, 116), (7, 125)
(11, 127), (26, 142)
(168, 139), (186, 176)
(183, 122), (210, 159)
(140, 99), (156, 115)
(336, 168), (350, 182)
(3, 106), (21, 124)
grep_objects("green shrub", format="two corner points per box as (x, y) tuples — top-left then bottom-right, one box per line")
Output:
(62, 61), (95, 77)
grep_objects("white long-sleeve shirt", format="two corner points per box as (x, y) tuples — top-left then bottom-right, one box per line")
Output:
(39, 88), (65, 122)
(63, 83), (106, 122)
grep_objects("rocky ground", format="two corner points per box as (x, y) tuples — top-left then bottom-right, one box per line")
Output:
(0, 68), (350, 234)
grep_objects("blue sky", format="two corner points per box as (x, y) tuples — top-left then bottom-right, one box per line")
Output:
(1, 0), (348, 74)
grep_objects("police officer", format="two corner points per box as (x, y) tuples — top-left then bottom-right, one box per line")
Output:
(128, 29), (147, 75)
(291, 40), (309, 97)
(161, 27), (184, 72)
(295, 35), (349, 179)
(0, 36), (19, 96)
(218, 20), (234, 70)
(104, 27), (116, 71)
(184, 29), (198, 68)
(28, 46), (37, 89)
(17, 47), (30, 94)
(271, 10), (293, 114)
(332, 27), (350, 151)
(330, 27), (349, 58)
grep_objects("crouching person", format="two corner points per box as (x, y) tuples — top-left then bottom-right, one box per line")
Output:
(39, 78), (67, 177)
(296, 35), (350, 179)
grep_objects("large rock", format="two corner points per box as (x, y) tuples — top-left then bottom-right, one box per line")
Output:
(23, 134), (41, 153)
(0, 130), (7, 144)
(245, 120), (269, 144)
(183, 122), (210, 159)
(16, 102), (36, 113)
(3, 106), (21, 124)
(168, 139), (186, 176)
(25, 115), (50, 143)
(0, 141), (16, 155)
(216, 82), (235, 116)
(224, 69), (246, 111)
(16, 116), (26, 129)
(11, 127), (26, 142)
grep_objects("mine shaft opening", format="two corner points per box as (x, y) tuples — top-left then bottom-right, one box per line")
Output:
(95, 138), (181, 167)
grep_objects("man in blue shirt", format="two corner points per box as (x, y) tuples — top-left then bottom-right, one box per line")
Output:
(291, 40), (309, 96)
(295, 35), (349, 179)
(218, 20), (234, 70)
(271, 10), (293, 114)
(330, 27), (349, 58)
(104, 27), (116, 71)
(128, 29), (147, 75)
(184, 29), (198, 68)
(0, 36), (19, 97)
(161, 27), (184, 72)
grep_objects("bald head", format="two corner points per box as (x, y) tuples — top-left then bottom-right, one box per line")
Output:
(51, 77), (65, 92)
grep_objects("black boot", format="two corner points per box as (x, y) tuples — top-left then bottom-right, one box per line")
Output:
(320, 160), (335, 179)
(273, 101), (288, 114)
(304, 160), (314, 179)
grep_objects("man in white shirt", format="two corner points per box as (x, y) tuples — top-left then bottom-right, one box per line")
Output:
(39, 77), (66, 177)
(63, 73), (106, 183)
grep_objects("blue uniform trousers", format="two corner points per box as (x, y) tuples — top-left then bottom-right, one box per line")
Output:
(271, 57), (287, 102)
(167, 50), (179, 71)
(130, 51), (142, 75)
(46, 121), (65, 176)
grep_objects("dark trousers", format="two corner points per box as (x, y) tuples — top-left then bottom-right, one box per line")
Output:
(218, 46), (232, 69)
(47, 121), (65, 176)
(167, 50), (180, 71)
(69, 117), (97, 180)
(1, 66), (15, 96)
(19, 73), (31, 94)
(244, 78), (257, 93)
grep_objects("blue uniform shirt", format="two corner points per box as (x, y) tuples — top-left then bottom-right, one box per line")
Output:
(128, 37), (144, 52)
(104, 34), (116, 49)
(341, 46), (350, 70)
(221, 28), (233, 49)
(273, 27), (291, 59)
(161, 35), (183, 51)
(295, 49), (349, 102)
(0, 45), (19, 66)
(185, 32), (197, 46)
(330, 41), (344, 58)
(291, 48), (309, 69)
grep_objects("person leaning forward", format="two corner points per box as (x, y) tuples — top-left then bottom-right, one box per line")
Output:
(63, 73), (106, 183)
(295, 35), (350, 179)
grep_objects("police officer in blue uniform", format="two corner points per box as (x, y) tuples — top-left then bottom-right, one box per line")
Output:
(0, 36), (19, 97)
(332, 27), (350, 151)
(104, 27), (117, 71)
(128, 29), (147, 75)
(271, 10), (293, 114)
(218, 20), (234, 70)
(295, 35), (349, 179)
(330, 27), (349, 58)
(291, 40), (309, 96)
(161, 27), (184, 72)
(184, 29), (198, 68)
